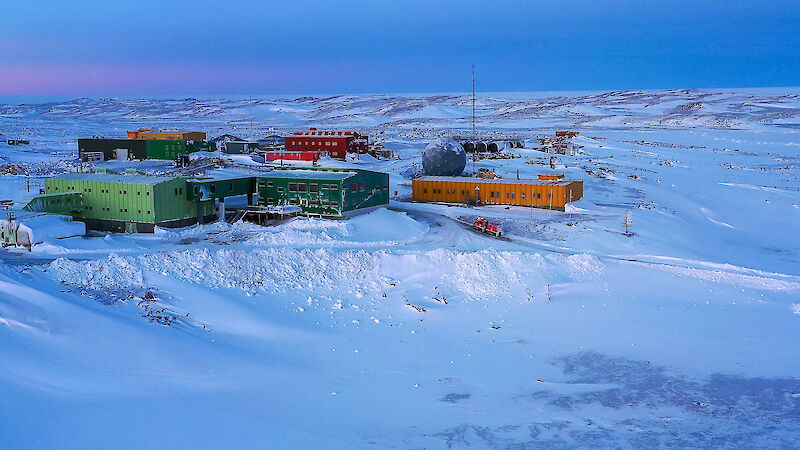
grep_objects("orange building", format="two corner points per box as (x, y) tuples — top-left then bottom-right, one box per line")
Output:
(127, 128), (206, 141)
(411, 175), (583, 211)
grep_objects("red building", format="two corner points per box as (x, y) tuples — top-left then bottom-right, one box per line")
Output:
(555, 131), (580, 138)
(265, 150), (322, 162)
(284, 128), (368, 159)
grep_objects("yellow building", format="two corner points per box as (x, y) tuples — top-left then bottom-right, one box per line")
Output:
(411, 175), (583, 211)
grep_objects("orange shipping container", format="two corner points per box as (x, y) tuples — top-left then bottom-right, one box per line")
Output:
(411, 176), (583, 211)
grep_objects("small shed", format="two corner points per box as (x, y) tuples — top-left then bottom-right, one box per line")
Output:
(1, 212), (85, 250)
(223, 141), (260, 154)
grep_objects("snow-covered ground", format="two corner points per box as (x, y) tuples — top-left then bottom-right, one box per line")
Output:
(1, 88), (800, 448)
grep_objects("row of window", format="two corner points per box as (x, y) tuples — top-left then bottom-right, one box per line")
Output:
(421, 187), (551, 200)
(293, 140), (340, 147)
(264, 182), (388, 193)
(266, 198), (339, 207)
(286, 182), (341, 192)
(300, 131), (350, 136)
(50, 185), (152, 196)
(85, 205), (151, 215)
(488, 191), (549, 199)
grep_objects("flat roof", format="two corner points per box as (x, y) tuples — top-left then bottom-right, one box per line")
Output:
(53, 172), (174, 185)
(415, 176), (575, 186)
(263, 170), (356, 181)
(138, 130), (203, 134)
(186, 175), (256, 183)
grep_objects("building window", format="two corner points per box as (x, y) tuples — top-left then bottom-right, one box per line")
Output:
(548, 193), (552, 199)
(310, 184), (318, 193)
(267, 181), (273, 188)
(289, 183), (298, 192)
(277, 187), (284, 193)
(351, 183), (357, 192)
(490, 192), (494, 198)
(298, 183), (307, 192)
(147, 210), (151, 214)
(175, 188), (179, 195)
(360, 183), (365, 192)
(537, 193), (541, 198)
(210, 185), (216, 194)
(423, 188), (427, 194)
(137, 191), (141, 196)
(180, 188), (183, 195)
(138, 210), (142, 214)
(521, 193), (525, 199)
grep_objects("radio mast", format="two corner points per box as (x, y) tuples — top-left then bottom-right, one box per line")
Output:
(472, 65), (477, 177)
(472, 65), (476, 141)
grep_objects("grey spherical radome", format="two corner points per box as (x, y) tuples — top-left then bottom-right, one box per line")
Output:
(421, 137), (467, 176)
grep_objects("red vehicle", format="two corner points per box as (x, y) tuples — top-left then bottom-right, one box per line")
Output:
(284, 128), (368, 159)
(473, 217), (503, 237)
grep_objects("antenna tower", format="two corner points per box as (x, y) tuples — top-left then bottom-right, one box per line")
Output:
(472, 65), (477, 177)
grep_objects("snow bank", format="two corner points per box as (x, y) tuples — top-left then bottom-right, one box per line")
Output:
(565, 253), (605, 278)
(46, 247), (555, 302)
(245, 209), (427, 247)
(48, 253), (145, 290)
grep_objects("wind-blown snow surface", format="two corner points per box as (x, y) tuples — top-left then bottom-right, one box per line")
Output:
(2, 89), (800, 448)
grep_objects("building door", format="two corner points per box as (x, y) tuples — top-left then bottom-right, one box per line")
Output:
(17, 230), (31, 250)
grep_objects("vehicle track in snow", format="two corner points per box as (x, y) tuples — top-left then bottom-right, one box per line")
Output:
(394, 204), (800, 291)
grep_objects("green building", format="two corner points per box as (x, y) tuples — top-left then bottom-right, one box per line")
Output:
(255, 168), (389, 217)
(43, 173), (215, 232)
(78, 138), (215, 161)
(28, 167), (389, 233)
